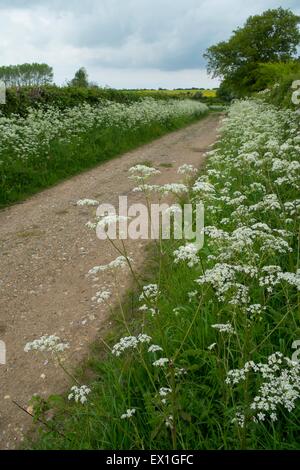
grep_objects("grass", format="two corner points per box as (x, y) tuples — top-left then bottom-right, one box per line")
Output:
(24, 98), (300, 450)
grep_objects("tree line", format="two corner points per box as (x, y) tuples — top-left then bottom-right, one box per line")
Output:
(0, 63), (97, 89)
(0, 63), (53, 87)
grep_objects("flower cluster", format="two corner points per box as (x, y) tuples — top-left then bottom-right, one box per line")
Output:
(68, 385), (91, 405)
(121, 409), (136, 420)
(173, 243), (199, 268)
(88, 256), (131, 276)
(91, 290), (112, 304)
(112, 334), (152, 357)
(77, 199), (99, 207)
(24, 335), (69, 354)
(226, 353), (300, 423)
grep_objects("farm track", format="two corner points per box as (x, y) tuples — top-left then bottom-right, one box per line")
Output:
(0, 113), (221, 449)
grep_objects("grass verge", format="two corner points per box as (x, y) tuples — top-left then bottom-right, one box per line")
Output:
(0, 111), (207, 208)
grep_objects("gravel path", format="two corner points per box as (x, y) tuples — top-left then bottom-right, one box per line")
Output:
(0, 114), (221, 448)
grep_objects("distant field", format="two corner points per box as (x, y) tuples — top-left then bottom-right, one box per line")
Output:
(125, 88), (218, 100)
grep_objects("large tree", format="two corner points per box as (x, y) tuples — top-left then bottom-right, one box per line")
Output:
(204, 7), (300, 95)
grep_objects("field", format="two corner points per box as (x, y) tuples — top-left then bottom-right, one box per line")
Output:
(125, 88), (218, 100)
(23, 97), (300, 450)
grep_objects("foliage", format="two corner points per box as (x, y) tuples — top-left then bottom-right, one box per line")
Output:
(68, 67), (89, 88)
(253, 61), (300, 92)
(204, 8), (300, 96)
(1, 85), (142, 117)
(0, 63), (53, 87)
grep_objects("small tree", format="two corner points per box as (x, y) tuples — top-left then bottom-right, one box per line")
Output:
(69, 67), (89, 88)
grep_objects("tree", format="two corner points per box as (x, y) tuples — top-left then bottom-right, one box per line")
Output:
(69, 67), (89, 88)
(0, 63), (53, 87)
(204, 8), (300, 95)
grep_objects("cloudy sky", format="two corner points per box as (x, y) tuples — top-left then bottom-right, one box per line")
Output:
(0, 0), (299, 89)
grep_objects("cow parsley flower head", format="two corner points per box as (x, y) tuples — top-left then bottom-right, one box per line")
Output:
(159, 387), (172, 397)
(121, 409), (136, 419)
(177, 164), (197, 175)
(211, 323), (235, 334)
(159, 387), (172, 404)
(226, 352), (300, 423)
(173, 243), (199, 267)
(24, 335), (70, 354)
(153, 358), (170, 367)
(88, 256), (132, 276)
(165, 415), (174, 429)
(92, 290), (112, 304)
(175, 367), (187, 377)
(139, 284), (160, 302)
(112, 333), (152, 357)
(148, 344), (163, 353)
(192, 180), (215, 193)
(129, 165), (160, 182)
(232, 412), (245, 428)
(161, 183), (188, 195)
(132, 184), (161, 193)
(77, 199), (99, 206)
(68, 385), (91, 404)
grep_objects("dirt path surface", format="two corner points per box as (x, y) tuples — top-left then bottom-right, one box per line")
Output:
(0, 114), (221, 448)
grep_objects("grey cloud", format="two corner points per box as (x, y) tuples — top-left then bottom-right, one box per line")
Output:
(0, 0), (299, 86)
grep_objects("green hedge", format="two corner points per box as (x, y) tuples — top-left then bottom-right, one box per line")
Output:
(1, 86), (143, 117)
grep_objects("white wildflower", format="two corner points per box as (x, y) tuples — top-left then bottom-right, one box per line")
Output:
(77, 199), (99, 206)
(173, 243), (199, 267)
(68, 385), (91, 405)
(211, 323), (235, 334)
(148, 344), (163, 353)
(121, 408), (136, 419)
(24, 335), (69, 354)
(88, 256), (131, 275)
(177, 164), (197, 175)
(139, 284), (160, 302)
(153, 358), (170, 367)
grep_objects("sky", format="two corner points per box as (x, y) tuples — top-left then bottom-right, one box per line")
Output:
(0, 0), (299, 89)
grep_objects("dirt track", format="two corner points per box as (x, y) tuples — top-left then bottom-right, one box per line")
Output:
(0, 114), (221, 448)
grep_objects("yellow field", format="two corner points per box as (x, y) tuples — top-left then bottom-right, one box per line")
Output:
(126, 88), (217, 100)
